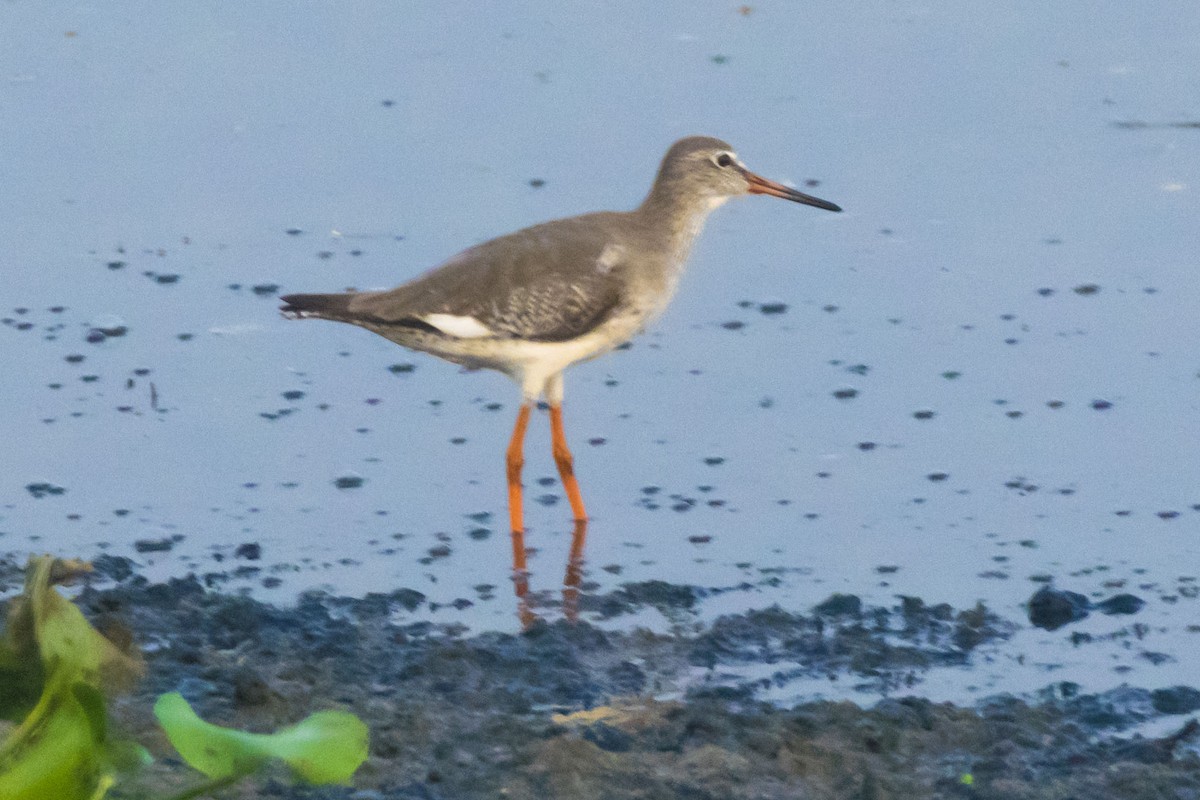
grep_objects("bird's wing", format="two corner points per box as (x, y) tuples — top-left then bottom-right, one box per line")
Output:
(350, 214), (630, 342)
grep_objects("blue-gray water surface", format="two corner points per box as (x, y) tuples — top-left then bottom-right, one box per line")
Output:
(3, 2), (1198, 704)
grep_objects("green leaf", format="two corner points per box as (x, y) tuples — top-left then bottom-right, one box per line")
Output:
(0, 558), (149, 799)
(26, 558), (142, 690)
(0, 661), (45, 723)
(0, 676), (110, 800)
(0, 557), (141, 722)
(154, 692), (369, 785)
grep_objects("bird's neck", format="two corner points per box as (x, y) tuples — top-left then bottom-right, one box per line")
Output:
(637, 188), (728, 265)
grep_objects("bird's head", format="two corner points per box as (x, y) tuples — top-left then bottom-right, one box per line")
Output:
(651, 136), (842, 213)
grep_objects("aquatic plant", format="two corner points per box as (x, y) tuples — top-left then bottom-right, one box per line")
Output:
(154, 693), (368, 798)
(0, 556), (369, 799)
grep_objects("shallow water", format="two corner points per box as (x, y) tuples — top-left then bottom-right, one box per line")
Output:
(3, 3), (1199, 702)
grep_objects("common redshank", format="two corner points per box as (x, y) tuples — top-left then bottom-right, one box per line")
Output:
(281, 136), (840, 540)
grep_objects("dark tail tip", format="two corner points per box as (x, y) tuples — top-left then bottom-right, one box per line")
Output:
(279, 293), (354, 319)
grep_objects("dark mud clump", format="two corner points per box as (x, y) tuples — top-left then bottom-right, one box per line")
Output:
(5, 573), (1186, 799)
(1029, 586), (1150, 631)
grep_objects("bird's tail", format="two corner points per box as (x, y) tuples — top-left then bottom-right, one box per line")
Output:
(279, 293), (356, 321)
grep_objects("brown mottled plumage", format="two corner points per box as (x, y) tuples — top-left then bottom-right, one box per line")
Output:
(281, 136), (840, 537)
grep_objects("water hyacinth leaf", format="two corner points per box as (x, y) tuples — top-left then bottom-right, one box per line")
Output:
(72, 682), (108, 744)
(0, 653), (44, 723)
(152, 693), (269, 779)
(154, 692), (369, 785)
(73, 681), (151, 773)
(28, 558), (142, 691)
(0, 557), (142, 721)
(0, 558), (149, 799)
(258, 709), (370, 784)
(0, 677), (110, 800)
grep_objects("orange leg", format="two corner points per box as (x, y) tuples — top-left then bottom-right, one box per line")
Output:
(506, 403), (532, 538)
(548, 403), (588, 522)
(508, 403), (535, 627)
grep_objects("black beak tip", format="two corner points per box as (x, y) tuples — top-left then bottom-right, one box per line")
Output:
(799, 195), (841, 213)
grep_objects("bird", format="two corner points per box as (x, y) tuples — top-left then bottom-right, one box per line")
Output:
(280, 135), (841, 542)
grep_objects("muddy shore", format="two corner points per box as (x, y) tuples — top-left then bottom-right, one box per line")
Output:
(4, 556), (1197, 799)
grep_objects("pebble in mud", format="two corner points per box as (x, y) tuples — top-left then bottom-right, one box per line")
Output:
(581, 721), (634, 752)
(231, 666), (271, 707)
(1151, 686), (1200, 715)
(813, 593), (863, 617)
(1095, 593), (1145, 616)
(91, 554), (136, 582)
(1028, 586), (1149, 631)
(1028, 586), (1091, 630)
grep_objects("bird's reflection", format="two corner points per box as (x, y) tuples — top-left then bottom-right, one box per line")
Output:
(511, 519), (588, 629)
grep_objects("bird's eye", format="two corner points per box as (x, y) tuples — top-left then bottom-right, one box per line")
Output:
(714, 153), (733, 168)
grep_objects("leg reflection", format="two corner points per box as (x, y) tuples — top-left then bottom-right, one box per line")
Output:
(510, 518), (590, 629)
(561, 519), (588, 623)
(510, 525), (538, 628)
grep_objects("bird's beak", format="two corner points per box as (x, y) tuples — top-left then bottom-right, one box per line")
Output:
(740, 168), (842, 212)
